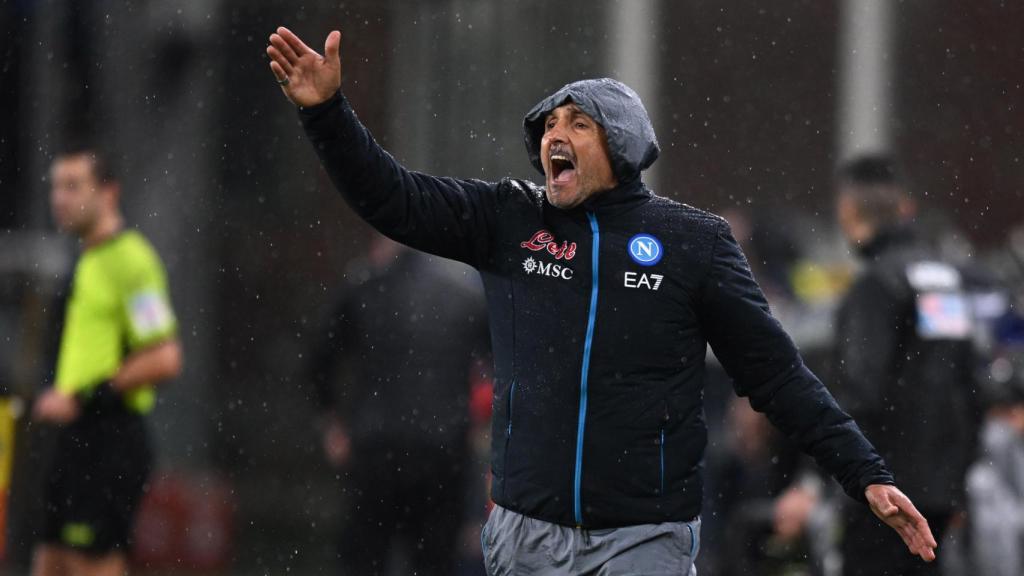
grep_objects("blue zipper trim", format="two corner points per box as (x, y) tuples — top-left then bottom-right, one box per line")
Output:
(506, 378), (516, 437)
(574, 212), (600, 525)
(660, 428), (666, 494)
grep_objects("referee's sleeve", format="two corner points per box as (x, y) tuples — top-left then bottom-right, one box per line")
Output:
(122, 245), (177, 350)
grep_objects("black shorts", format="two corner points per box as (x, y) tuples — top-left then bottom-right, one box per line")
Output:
(42, 393), (153, 555)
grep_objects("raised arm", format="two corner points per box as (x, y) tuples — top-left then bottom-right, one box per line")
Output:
(267, 27), (499, 266)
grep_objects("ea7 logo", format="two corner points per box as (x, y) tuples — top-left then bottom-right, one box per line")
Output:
(524, 257), (574, 280)
(624, 272), (664, 290)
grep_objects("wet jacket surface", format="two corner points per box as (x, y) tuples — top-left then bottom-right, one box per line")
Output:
(297, 81), (893, 528)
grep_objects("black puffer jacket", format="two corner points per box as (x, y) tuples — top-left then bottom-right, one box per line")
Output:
(298, 78), (893, 528)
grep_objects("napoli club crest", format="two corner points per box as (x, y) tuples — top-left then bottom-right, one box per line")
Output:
(628, 234), (663, 266)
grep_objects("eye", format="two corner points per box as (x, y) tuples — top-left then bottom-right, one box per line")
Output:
(574, 121), (588, 129)
(545, 120), (556, 131)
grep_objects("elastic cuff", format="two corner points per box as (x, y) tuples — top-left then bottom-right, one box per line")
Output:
(856, 473), (896, 504)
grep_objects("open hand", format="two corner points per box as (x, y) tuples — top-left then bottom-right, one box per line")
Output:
(267, 27), (341, 107)
(865, 484), (938, 562)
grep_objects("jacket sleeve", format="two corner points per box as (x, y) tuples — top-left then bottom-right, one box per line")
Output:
(698, 221), (894, 503)
(298, 91), (499, 267)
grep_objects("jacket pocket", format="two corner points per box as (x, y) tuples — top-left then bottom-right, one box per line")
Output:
(502, 377), (517, 474)
(659, 426), (666, 494)
(506, 377), (517, 437)
(600, 400), (670, 498)
(659, 401), (669, 495)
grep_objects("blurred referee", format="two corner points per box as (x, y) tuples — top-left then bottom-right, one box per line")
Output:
(31, 146), (182, 576)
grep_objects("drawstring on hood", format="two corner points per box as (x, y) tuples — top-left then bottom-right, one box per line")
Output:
(523, 78), (660, 185)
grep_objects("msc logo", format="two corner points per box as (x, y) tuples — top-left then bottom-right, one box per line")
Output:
(523, 257), (574, 280)
(624, 272), (664, 290)
(628, 234), (663, 266)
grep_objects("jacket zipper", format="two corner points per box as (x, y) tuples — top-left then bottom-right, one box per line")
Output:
(507, 377), (517, 437)
(660, 403), (669, 494)
(502, 377), (517, 488)
(574, 212), (600, 525)
(660, 427), (666, 494)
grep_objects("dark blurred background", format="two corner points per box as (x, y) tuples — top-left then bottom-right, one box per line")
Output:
(1, 1), (1022, 574)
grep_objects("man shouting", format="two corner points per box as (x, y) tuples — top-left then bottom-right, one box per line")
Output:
(267, 26), (936, 575)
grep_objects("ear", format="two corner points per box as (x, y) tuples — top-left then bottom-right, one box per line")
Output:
(101, 181), (121, 207)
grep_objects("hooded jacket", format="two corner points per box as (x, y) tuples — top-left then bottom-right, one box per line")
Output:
(298, 79), (893, 528)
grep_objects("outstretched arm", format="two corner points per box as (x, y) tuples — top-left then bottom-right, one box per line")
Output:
(267, 27), (500, 267)
(700, 221), (893, 497)
(700, 221), (936, 562)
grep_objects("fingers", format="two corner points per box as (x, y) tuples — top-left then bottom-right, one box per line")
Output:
(890, 491), (937, 548)
(897, 520), (929, 557)
(913, 514), (938, 549)
(869, 486), (938, 562)
(268, 60), (289, 84)
(269, 33), (300, 66)
(918, 545), (937, 562)
(892, 511), (937, 561)
(324, 30), (341, 64)
(277, 26), (316, 57)
(868, 488), (899, 518)
(266, 45), (293, 76)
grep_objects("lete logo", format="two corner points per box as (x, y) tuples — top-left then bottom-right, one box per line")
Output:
(520, 230), (577, 261)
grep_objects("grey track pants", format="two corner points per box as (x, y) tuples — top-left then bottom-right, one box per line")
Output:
(482, 505), (700, 576)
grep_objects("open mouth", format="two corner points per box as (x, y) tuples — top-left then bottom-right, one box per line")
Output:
(550, 152), (577, 185)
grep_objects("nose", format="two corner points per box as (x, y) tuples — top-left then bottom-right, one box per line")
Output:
(544, 120), (569, 145)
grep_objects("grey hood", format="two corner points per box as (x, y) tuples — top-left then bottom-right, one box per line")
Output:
(523, 78), (660, 184)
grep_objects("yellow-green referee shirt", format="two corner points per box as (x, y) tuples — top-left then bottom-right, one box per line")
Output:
(55, 230), (177, 413)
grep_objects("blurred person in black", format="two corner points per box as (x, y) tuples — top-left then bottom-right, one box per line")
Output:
(709, 395), (806, 576)
(830, 155), (978, 575)
(967, 352), (1024, 576)
(307, 232), (489, 575)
